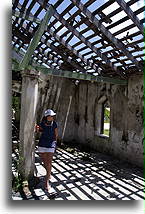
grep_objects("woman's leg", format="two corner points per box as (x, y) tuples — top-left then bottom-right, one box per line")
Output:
(39, 152), (48, 169)
(39, 152), (54, 190)
(45, 152), (54, 183)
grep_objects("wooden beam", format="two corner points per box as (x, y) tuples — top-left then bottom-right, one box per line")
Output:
(49, 8), (124, 76)
(12, 59), (127, 85)
(12, 4), (130, 77)
(47, 28), (100, 72)
(19, 5), (54, 70)
(37, 0), (121, 75)
(13, 2), (142, 75)
(12, 46), (60, 72)
(116, 0), (144, 35)
(36, 67), (128, 85)
(71, 0), (142, 70)
(12, 9), (99, 74)
(12, 9), (41, 24)
(12, 47), (127, 85)
(62, 8), (143, 58)
(13, 41), (87, 77)
(13, 34), (87, 73)
(37, 38), (86, 73)
(12, 47), (40, 69)
(12, 9), (100, 73)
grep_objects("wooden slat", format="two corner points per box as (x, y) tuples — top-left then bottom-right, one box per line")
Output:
(69, 11), (143, 56)
(107, 7), (143, 31)
(92, 0), (116, 16)
(12, 0), (19, 10)
(84, 0), (95, 8)
(12, 9), (127, 73)
(20, 0), (29, 12)
(36, 2), (124, 76)
(19, 5), (54, 70)
(13, 7), (142, 73)
(12, 8), (100, 73)
(13, 34), (87, 74)
(116, 0), (143, 34)
(12, 0), (143, 78)
(71, 0), (141, 70)
(53, 0), (64, 9)
(74, 5), (143, 51)
(26, 0), (36, 14)
(99, 0), (139, 19)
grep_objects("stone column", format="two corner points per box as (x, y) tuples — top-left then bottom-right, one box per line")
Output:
(19, 69), (40, 180)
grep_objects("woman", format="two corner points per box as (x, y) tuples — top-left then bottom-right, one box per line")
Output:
(36, 109), (58, 191)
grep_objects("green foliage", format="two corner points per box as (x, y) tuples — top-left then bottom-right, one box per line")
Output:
(12, 174), (22, 192)
(104, 129), (109, 136)
(104, 107), (110, 123)
(12, 96), (20, 112)
(12, 152), (24, 192)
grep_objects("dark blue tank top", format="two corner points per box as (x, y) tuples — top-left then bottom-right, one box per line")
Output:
(38, 121), (57, 148)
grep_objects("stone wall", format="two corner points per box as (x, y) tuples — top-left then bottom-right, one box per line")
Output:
(37, 74), (143, 167)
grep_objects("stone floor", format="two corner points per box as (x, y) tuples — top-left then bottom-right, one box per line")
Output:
(12, 146), (144, 200)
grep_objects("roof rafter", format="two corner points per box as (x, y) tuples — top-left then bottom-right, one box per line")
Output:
(71, 0), (142, 71)
(38, 38), (87, 72)
(13, 6), (85, 73)
(12, 0), (144, 80)
(37, 0), (124, 78)
(12, 10), (101, 75)
(116, 0), (144, 35)
(19, 5), (54, 70)
(13, 5), (125, 78)
(13, 35), (86, 73)
(12, 8), (101, 74)
(44, 28), (100, 73)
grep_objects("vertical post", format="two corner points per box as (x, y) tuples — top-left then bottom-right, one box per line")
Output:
(61, 96), (72, 142)
(19, 69), (40, 181)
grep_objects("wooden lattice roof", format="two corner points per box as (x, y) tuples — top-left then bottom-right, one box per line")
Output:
(12, 0), (144, 82)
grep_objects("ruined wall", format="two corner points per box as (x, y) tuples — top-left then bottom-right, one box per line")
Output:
(36, 75), (65, 121)
(37, 74), (143, 167)
(96, 74), (143, 167)
(59, 75), (143, 167)
(111, 74), (143, 167)
(56, 79), (98, 145)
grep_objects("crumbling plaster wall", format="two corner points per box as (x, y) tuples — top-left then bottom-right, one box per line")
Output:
(111, 74), (143, 167)
(37, 74), (143, 167)
(55, 79), (98, 144)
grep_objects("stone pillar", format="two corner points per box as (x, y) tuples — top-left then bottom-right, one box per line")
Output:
(19, 69), (40, 180)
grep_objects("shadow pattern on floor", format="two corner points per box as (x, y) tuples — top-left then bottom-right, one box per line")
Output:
(12, 146), (144, 200)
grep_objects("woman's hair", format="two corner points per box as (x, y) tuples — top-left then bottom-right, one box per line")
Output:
(42, 116), (47, 122)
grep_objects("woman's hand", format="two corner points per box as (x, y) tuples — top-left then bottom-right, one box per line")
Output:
(35, 124), (43, 132)
(35, 124), (40, 132)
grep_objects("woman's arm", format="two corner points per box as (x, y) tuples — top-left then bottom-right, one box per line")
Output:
(54, 128), (58, 141)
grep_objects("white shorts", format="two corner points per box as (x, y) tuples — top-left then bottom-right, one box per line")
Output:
(38, 146), (55, 153)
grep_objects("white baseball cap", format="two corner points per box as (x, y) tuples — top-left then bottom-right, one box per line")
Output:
(44, 109), (56, 117)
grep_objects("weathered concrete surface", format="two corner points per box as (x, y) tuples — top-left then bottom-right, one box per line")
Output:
(36, 74), (143, 167)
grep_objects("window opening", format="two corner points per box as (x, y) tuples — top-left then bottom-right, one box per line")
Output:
(101, 101), (110, 136)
